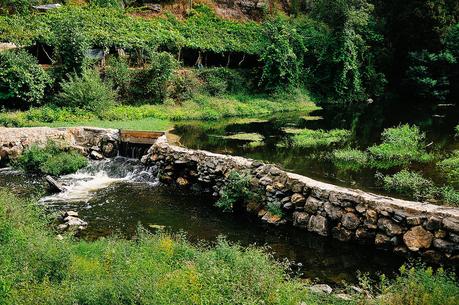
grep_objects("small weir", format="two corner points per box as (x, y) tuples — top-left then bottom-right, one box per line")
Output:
(119, 130), (165, 158)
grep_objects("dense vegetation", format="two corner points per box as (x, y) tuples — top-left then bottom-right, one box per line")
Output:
(1, 189), (458, 304)
(14, 141), (88, 176)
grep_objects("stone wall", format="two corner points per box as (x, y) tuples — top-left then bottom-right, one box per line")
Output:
(144, 135), (459, 262)
(0, 127), (119, 164)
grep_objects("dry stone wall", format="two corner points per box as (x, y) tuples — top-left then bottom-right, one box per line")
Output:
(144, 135), (459, 263)
(0, 127), (119, 164)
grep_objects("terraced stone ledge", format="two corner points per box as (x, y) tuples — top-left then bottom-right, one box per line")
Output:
(144, 135), (459, 262)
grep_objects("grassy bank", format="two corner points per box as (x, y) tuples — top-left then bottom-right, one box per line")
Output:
(0, 93), (318, 131)
(0, 190), (458, 304)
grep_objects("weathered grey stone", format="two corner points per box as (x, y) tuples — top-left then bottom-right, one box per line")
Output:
(309, 284), (332, 294)
(324, 202), (343, 221)
(365, 209), (378, 224)
(425, 216), (442, 231)
(291, 182), (303, 193)
(293, 212), (310, 228)
(355, 227), (375, 240)
(443, 217), (459, 233)
(90, 150), (104, 160)
(332, 226), (353, 241)
(341, 213), (360, 230)
(304, 196), (321, 213)
(449, 232), (459, 243)
(406, 216), (423, 226)
(307, 215), (328, 236)
(355, 204), (366, 214)
(433, 239), (459, 253)
(378, 218), (403, 236)
(291, 193), (306, 206)
(64, 211), (79, 217)
(403, 226), (433, 251)
(375, 233), (391, 247)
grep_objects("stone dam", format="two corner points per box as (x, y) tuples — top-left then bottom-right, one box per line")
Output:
(1, 126), (458, 262)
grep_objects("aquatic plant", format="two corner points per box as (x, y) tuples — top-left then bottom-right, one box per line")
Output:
(437, 151), (459, 187)
(14, 141), (88, 176)
(331, 148), (368, 171)
(283, 128), (351, 148)
(368, 124), (433, 169)
(378, 170), (435, 201)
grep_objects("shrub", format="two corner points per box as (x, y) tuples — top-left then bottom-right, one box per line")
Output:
(130, 52), (177, 103)
(197, 68), (247, 96)
(331, 148), (368, 171)
(215, 171), (254, 212)
(377, 264), (459, 305)
(90, 0), (124, 8)
(104, 57), (132, 100)
(56, 69), (117, 112)
(0, 0), (30, 15)
(168, 69), (202, 102)
(439, 186), (459, 207)
(379, 170), (435, 200)
(14, 141), (88, 176)
(368, 124), (432, 169)
(437, 151), (459, 187)
(0, 50), (51, 109)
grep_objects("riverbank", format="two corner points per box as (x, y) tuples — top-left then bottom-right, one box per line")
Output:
(0, 92), (318, 130)
(0, 189), (457, 304)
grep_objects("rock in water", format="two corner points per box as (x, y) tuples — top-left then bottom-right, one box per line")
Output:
(45, 175), (64, 193)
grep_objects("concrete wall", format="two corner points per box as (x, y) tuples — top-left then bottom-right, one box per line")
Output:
(144, 135), (459, 262)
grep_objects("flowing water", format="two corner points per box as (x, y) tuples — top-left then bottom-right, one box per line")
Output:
(0, 158), (405, 284)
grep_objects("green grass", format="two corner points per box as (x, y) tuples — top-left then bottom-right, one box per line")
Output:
(0, 189), (352, 305)
(44, 118), (173, 132)
(0, 92), (318, 130)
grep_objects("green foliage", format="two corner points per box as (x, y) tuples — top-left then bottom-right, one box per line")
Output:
(0, 189), (348, 305)
(130, 52), (177, 103)
(104, 57), (132, 100)
(197, 68), (247, 96)
(439, 186), (459, 207)
(445, 23), (459, 59)
(379, 170), (435, 201)
(0, 0), (31, 15)
(405, 50), (456, 102)
(437, 151), (459, 186)
(377, 264), (459, 305)
(332, 148), (368, 171)
(0, 50), (51, 109)
(56, 69), (117, 112)
(215, 171), (253, 212)
(368, 124), (432, 169)
(90, 0), (124, 9)
(283, 128), (351, 148)
(266, 201), (283, 217)
(259, 16), (306, 91)
(14, 141), (88, 176)
(168, 69), (201, 102)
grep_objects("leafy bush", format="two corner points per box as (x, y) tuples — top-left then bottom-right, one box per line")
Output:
(197, 68), (248, 96)
(437, 151), (459, 187)
(0, 50), (51, 109)
(283, 128), (351, 148)
(215, 171), (254, 212)
(259, 16), (306, 91)
(377, 264), (459, 305)
(104, 57), (132, 100)
(130, 51), (177, 103)
(14, 141), (88, 176)
(379, 170), (435, 200)
(56, 69), (117, 112)
(331, 148), (368, 171)
(368, 124), (432, 169)
(0, 0), (30, 15)
(168, 69), (202, 102)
